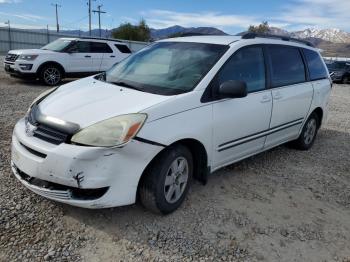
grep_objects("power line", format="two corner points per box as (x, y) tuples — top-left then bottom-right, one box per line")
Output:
(51, 3), (61, 32)
(93, 4), (106, 37)
(60, 15), (89, 29)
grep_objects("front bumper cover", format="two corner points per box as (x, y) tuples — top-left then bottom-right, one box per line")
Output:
(11, 118), (164, 208)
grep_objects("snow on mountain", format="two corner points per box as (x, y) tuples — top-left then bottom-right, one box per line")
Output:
(291, 28), (350, 43)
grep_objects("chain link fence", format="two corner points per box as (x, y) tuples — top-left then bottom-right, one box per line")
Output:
(0, 26), (147, 54)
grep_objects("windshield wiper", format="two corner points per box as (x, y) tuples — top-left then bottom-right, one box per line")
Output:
(111, 81), (143, 91)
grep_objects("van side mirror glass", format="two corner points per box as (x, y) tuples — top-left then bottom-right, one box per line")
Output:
(218, 80), (248, 99)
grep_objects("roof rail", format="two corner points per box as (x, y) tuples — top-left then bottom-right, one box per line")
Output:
(78, 36), (123, 43)
(241, 32), (315, 47)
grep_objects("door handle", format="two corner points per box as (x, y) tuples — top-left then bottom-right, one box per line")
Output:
(260, 95), (271, 103)
(85, 55), (91, 58)
(274, 92), (283, 100)
(110, 55), (116, 58)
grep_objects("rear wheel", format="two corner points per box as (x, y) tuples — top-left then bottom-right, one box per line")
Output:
(139, 144), (193, 214)
(290, 113), (319, 150)
(40, 65), (62, 86)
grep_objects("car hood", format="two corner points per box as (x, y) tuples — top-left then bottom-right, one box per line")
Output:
(38, 77), (173, 128)
(8, 49), (56, 55)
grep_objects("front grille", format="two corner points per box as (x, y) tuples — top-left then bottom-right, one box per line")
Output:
(33, 124), (70, 145)
(27, 104), (78, 145)
(5, 54), (19, 62)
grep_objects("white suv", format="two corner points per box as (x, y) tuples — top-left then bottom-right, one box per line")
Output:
(11, 34), (332, 214)
(4, 37), (133, 86)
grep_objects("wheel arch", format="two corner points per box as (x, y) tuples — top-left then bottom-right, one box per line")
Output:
(311, 107), (323, 128)
(37, 61), (66, 76)
(137, 138), (209, 198)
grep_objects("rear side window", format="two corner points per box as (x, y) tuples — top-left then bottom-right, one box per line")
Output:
(115, 44), (132, 54)
(303, 49), (328, 80)
(90, 42), (113, 53)
(216, 46), (266, 93)
(268, 45), (306, 87)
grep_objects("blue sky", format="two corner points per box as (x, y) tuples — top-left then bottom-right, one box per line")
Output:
(0, 0), (349, 33)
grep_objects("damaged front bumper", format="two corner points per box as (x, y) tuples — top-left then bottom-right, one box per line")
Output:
(11, 118), (163, 208)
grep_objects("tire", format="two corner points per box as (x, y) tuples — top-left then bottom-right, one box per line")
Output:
(139, 144), (193, 214)
(290, 113), (319, 150)
(342, 76), (349, 84)
(40, 64), (62, 86)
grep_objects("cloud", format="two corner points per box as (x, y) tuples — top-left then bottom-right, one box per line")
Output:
(272, 0), (350, 31)
(0, 0), (21, 3)
(143, 0), (350, 33)
(0, 22), (48, 29)
(143, 10), (261, 31)
(0, 11), (46, 22)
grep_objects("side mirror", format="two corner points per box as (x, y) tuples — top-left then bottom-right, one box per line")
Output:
(218, 80), (248, 99)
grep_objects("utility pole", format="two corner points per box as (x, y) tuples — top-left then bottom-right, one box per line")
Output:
(87, 0), (95, 36)
(51, 3), (61, 32)
(5, 20), (11, 50)
(93, 4), (106, 38)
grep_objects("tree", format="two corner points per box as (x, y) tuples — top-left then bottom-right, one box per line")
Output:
(112, 19), (151, 42)
(248, 21), (270, 34)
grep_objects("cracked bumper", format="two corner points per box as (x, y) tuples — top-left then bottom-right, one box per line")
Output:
(11, 118), (163, 208)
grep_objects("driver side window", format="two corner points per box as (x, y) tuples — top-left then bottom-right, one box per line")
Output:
(217, 46), (266, 93)
(66, 41), (90, 53)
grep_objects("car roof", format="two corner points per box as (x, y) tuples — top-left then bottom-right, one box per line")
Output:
(58, 37), (127, 45)
(158, 35), (319, 51)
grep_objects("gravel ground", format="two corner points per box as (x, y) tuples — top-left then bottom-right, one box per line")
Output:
(0, 59), (350, 262)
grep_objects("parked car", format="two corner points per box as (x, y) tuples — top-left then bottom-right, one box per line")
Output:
(11, 34), (332, 214)
(326, 61), (350, 84)
(3, 37), (133, 86)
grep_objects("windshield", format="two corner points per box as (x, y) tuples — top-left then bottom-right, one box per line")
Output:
(105, 42), (228, 95)
(41, 39), (73, 52)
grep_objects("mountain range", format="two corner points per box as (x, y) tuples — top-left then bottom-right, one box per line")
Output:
(59, 25), (350, 57)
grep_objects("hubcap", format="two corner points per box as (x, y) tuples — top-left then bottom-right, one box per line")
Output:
(164, 157), (189, 204)
(43, 68), (60, 85)
(304, 118), (317, 145)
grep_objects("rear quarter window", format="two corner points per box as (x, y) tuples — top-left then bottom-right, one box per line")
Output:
(115, 44), (132, 54)
(267, 45), (306, 87)
(303, 49), (328, 80)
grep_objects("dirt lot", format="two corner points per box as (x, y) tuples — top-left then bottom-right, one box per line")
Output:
(0, 60), (350, 262)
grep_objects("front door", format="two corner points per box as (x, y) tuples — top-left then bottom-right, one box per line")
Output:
(66, 41), (93, 72)
(211, 46), (273, 169)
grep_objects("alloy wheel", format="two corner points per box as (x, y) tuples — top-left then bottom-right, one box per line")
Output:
(164, 157), (189, 204)
(43, 67), (61, 85)
(304, 118), (317, 145)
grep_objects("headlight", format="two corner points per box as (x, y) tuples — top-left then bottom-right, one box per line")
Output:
(71, 114), (147, 147)
(19, 54), (38, 61)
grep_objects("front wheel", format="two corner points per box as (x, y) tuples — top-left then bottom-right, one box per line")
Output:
(290, 113), (319, 150)
(342, 76), (349, 84)
(40, 65), (62, 86)
(139, 144), (193, 214)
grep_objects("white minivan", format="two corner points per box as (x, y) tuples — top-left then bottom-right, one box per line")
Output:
(4, 37), (135, 86)
(11, 34), (332, 214)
